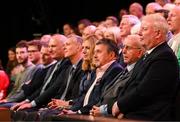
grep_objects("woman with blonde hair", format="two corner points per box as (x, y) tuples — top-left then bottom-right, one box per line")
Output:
(43, 35), (98, 114)
(81, 35), (97, 71)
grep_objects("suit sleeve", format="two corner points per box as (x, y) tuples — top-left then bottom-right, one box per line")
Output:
(34, 69), (68, 106)
(117, 59), (178, 113)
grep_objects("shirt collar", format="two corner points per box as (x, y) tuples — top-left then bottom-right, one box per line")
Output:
(96, 60), (116, 73)
(44, 60), (57, 69)
(126, 62), (136, 72)
(72, 58), (82, 70)
(146, 41), (164, 55)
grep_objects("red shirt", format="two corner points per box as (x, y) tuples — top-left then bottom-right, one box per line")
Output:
(0, 70), (9, 99)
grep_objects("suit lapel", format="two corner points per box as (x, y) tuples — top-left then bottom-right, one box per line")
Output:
(120, 42), (168, 94)
(69, 59), (83, 81)
(98, 62), (118, 87)
(102, 72), (123, 96)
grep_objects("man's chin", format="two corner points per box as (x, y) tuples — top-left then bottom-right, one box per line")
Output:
(94, 63), (100, 68)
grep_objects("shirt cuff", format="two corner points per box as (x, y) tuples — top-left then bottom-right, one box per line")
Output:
(25, 99), (30, 102)
(100, 104), (108, 116)
(68, 100), (74, 105)
(30, 100), (37, 107)
(77, 110), (82, 114)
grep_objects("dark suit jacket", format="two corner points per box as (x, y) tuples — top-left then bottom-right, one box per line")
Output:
(71, 61), (123, 114)
(110, 42), (179, 121)
(97, 70), (133, 106)
(27, 58), (71, 106)
(54, 59), (84, 100)
(71, 70), (96, 111)
(22, 64), (53, 96)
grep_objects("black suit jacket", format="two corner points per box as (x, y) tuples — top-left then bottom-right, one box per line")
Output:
(22, 64), (53, 96)
(54, 59), (84, 100)
(27, 58), (71, 106)
(97, 70), (133, 106)
(110, 42), (179, 120)
(72, 61), (123, 114)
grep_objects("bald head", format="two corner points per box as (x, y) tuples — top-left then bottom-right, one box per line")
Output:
(129, 2), (144, 19)
(48, 34), (67, 60)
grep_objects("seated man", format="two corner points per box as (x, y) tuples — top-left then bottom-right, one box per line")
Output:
(39, 38), (124, 121)
(0, 41), (37, 107)
(90, 34), (145, 116)
(112, 14), (179, 121)
(11, 35), (85, 121)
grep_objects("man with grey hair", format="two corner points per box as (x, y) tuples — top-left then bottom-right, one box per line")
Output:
(118, 14), (141, 67)
(90, 34), (145, 116)
(119, 15), (140, 42)
(167, 6), (180, 67)
(112, 14), (179, 121)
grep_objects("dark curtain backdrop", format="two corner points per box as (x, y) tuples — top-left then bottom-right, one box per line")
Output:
(0, 0), (153, 67)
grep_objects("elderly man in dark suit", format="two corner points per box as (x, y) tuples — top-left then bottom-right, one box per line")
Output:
(112, 14), (179, 121)
(90, 34), (145, 116)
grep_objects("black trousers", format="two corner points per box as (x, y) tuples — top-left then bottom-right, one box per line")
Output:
(11, 107), (39, 121)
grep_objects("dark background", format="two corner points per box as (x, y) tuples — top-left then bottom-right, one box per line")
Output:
(0, 0), (153, 67)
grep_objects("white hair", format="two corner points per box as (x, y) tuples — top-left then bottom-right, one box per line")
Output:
(122, 15), (141, 26)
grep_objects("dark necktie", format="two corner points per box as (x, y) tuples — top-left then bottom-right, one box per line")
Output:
(143, 52), (149, 60)
(118, 68), (129, 80)
(103, 68), (129, 95)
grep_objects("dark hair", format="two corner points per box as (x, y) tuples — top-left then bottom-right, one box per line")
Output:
(96, 38), (119, 58)
(78, 19), (92, 26)
(28, 39), (42, 51)
(155, 9), (169, 19)
(63, 23), (80, 35)
(8, 47), (16, 53)
(16, 40), (28, 49)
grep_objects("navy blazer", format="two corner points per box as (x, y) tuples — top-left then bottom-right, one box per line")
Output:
(110, 42), (179, 121)
(97, 70), (133, 106)
(71, 61), (123, 114)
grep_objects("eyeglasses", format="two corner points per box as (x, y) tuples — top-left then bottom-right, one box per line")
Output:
(122, 45), (141, 50)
